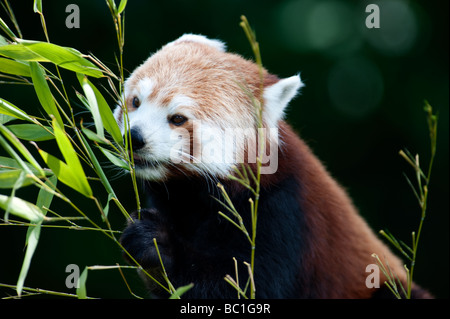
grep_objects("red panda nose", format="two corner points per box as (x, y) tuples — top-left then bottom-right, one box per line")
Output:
(129, 128), (145, 151)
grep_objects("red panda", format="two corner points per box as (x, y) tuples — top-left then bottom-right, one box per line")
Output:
(116, 34), (432, 298)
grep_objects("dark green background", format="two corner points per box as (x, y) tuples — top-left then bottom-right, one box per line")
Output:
(0, 0), (448, 298)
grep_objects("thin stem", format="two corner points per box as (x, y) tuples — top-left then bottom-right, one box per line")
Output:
(2, 0), (22, 38)
(0, 283), (91, 299)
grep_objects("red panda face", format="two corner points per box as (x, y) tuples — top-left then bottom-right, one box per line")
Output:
(114, 34), (304, 181)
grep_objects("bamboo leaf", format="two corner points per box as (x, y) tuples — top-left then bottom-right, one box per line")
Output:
(0, 98), (33, 122)
(0, 169), (35, 189)
(33, 0), (43, 14)
(0, 34), (7, 46)
(77, 75), (123, 146)
(0, 40), (103, 77)
(29, 61), (63, 127)
(38, 118), (93, 197)
(21, 40), (103, 77)
(3, 169), (27, 221)
(0, 16), (17, 40)
(36, 175), (57, 214)
(81, 127), (109, 144)
(0, 58), (30, 76)
(77, 74), (104, 139)
(0, 194), (45, 223)
(78, 133), (130, 220)
(16, 176), (58, 296)
(38, 149), (92, 198)
(0, 122), (44, 176)
(107, 0), (117, 14)
(16, 222), (42, 297)
(51, 118), (86, 182)
(7, 123), (54, 141)
(169, 283), (194, 299)
(0, 43), (48, 61)
(0, 113), (15, 124)
(0, 134), (34, 176)
(0, 156), (48, 176)
(102, 193), (114, 218)
(99, 146), (129, 170)
(117, 0), (128, 14)
(76, 267), (88, 299)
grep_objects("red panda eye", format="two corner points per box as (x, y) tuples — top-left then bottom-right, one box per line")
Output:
(169, 114), (187, 126)
(132, 96), (140, 108)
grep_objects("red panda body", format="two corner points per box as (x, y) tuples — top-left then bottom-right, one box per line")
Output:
(117, 35), (431, 298)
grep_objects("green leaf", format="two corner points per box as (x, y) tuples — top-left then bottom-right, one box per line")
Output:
(103, 193), (114, 217)
(33, 0), (43, 14)
(17, 222), (41, 297)
(0, 40), (103, 77)
(118, 0), (128, 14)
(0, 194), (45, 223)
(99, 146), (129, 170)
(52, 118), (81, 174)
(0, 16), (17, 40)
(77, 75), (123, 145)
(0, 43), (47, 61)
(0, 98), (33, 122)
(0, 113), (16, 124)
(3, 169), (27, 221)
(81, 127), (109, 144)
(34, 118), (91, 197)
(45, 117), (92, 197)
(76, 267), (88, 299)
(0, 34), (8, 46)
(78, 133), (119, 220)
(6, 123), (54, 141)
(0, 122), (44, 176)
(16, 176), (57, 296)
(0, 156), (48, 176)
(107, 0), (118, 14)
(20, 40), (103, 77)
(0, 135), (34, 177)
(0, 58), (30, 77)
(39, 124), (92, 198)
(29, 62), (64, 127)
(77, 74), (104, 139)
(36, 175), (57, 214)
(169, 283), (194, 299)
(38, 149), (92, 198)
(0, 169), (35, 189)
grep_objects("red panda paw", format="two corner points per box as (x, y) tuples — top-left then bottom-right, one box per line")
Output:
(119, 209), (173, 271)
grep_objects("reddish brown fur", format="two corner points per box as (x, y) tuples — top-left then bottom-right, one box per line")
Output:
(125, 42), (274, 127)
(268, 122), (412, 298)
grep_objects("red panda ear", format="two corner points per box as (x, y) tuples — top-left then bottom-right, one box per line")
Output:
(165, 34), (227, 52)
(263, 75), (304, 126)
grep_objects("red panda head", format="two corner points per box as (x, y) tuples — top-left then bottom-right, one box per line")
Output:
(114, 34), (304, 181)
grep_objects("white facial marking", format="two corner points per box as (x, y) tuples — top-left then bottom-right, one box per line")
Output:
(167, 94), (197, 116)
(137, 78), (154, 101)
